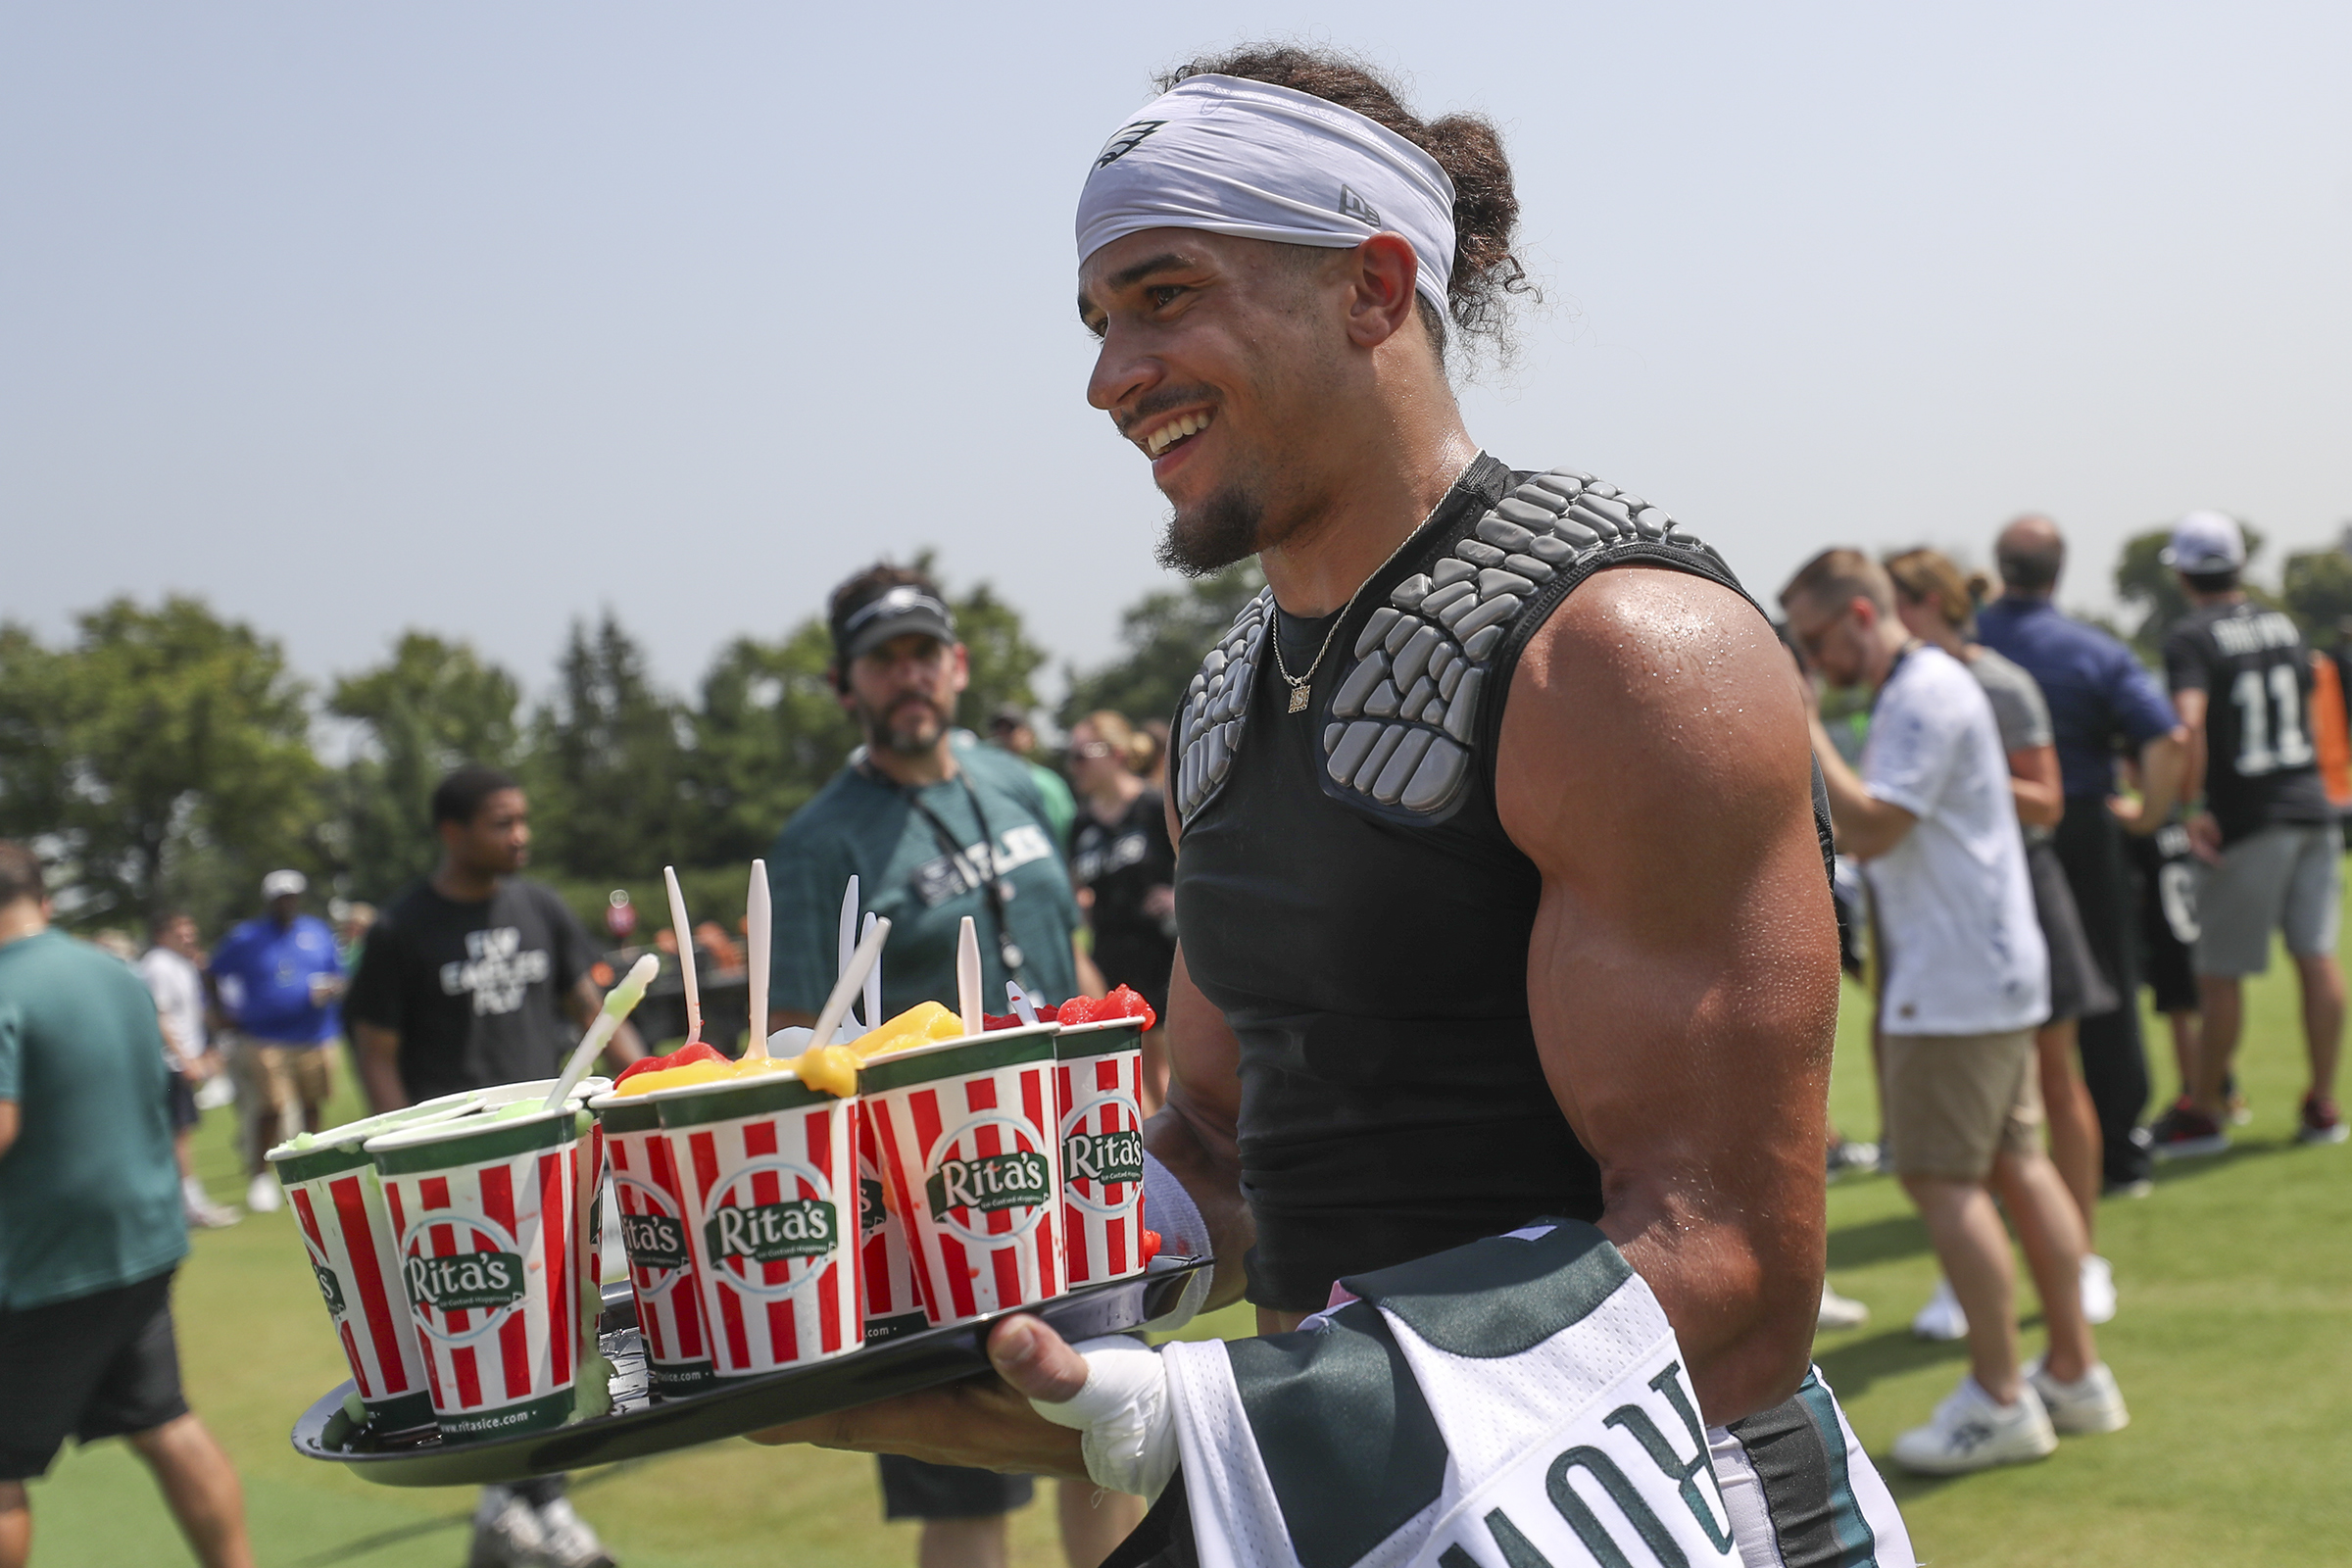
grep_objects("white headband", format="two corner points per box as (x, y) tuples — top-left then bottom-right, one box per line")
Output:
(1076, 74), (1457, 317)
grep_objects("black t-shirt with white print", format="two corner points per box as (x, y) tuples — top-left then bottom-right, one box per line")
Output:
(345, 878), (596, 1103)
(2163, 601), (2335, 846)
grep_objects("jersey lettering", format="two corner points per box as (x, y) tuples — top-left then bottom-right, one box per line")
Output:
(2229, 662), (2312, 777)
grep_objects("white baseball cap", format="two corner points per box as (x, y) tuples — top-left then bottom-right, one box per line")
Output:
(261, 868), (308, 900)
(2161, 511), (2245, 574)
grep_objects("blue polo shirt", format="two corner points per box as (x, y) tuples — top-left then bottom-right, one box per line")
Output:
(1976, 595), (2179, 801)
(209, 912), (343, 1045)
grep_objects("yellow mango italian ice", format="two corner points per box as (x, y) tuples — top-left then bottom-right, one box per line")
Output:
(789, 1002), (967, 1098)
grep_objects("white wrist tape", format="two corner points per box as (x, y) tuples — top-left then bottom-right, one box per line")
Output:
(1028, 1336), (1179, 1502)
(1140, 1152), (1214, 1331)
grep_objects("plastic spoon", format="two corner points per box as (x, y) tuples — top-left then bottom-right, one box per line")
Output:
(743, 860), (772, 1059)
(956, 915), (983, 1038)
(837, 876), (860, 1024)
(663, 865), (702, 1045)
(859, 912), (881, 1036)
(1005, 982), (1039, 1027)
(808, 916), (892, 1061)
(543, 954), (659, 1112)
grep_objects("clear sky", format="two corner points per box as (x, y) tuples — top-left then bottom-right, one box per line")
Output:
(5, 2), (2348, 701)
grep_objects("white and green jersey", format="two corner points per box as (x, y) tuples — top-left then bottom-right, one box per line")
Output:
(1126, 1222), (1910, 1568)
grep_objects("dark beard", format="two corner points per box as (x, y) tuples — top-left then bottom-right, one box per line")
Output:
(857, 694), (948, 757)
(1155, 486), (1264, 577)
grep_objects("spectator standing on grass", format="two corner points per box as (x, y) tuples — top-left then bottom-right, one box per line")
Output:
(1886, 549), (2121, 1336)
(1786, 551), (2127, 1475)
(1978, 514), (2188, 1196)
(138, 913), (238, 1230)
(206, 870), (342, 1216)
(764, 564), (1129, 1568)
(2148, 512), (2347, 1153)
(988, 703), (1079, 853)
(0, 842), (254, 1568)
(1066, 710), (1177, 1108)
(343, 765), (643, 1568)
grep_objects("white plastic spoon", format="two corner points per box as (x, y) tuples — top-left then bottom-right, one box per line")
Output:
(663, 865), (702, 1045)
(542, 954), (659, 1112)
(956, 915), (983, 1038)
(808, 916), (892, 1062)
(743, 860), (772, 1058)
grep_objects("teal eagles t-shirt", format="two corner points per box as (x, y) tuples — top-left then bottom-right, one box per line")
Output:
(767, 742), (1082, 1022)
(0, 929), (188, 1309)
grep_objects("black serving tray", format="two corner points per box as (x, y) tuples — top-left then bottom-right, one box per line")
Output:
(290, 1256), (1208, 1487)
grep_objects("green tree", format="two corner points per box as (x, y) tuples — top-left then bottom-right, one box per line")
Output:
(685, 619), (858, 866)
(2280, 548), (2352, 647)
(526, 612), (690, 883)
(1059, 562), (1266, 728)
(329, 632), (523, 902)
(950, 578), (1051, 730)
(0, 597), (323, 931)
(2114, 521), (2268, 663)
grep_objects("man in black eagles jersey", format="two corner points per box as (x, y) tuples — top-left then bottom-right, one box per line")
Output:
(2149, 512), (2345, 1153)
(757, 48), (1908, 1567)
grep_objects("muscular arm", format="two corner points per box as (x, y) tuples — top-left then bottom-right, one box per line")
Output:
(1497, 569), (1838, 1425)
(1143, 943), (1253, 1311)
(2007, 744), (2065, 830)
(0, 1101), (17, 1161)
(352, 1021), (408, 1115)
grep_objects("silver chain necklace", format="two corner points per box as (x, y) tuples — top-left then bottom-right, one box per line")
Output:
(1269, 467), (1471, 713)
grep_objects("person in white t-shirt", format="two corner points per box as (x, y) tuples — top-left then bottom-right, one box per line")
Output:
(1783, 550), (2127, 1475)
(137, 911), (238, 1229)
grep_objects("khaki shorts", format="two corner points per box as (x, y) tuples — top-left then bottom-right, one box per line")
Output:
(227, 1035), (334, 1149)
(1884, 1029), (2041, 1180)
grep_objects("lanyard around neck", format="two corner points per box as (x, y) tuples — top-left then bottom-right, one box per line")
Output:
(872, 763), (1028, 977)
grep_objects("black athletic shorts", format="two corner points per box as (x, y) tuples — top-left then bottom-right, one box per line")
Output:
(877, 1454), (1034, 1519)
(166, 1071), (199, 1134)
(0, 1269), (189, 1481)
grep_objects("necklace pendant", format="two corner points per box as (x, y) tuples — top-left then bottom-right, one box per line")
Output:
(1288, 684), (1310, 713)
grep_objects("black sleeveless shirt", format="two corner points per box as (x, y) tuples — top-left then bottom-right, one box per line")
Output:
(1171, 453), (1807, 1311)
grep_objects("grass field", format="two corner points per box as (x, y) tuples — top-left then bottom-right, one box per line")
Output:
(22, 942), (2350, 1567)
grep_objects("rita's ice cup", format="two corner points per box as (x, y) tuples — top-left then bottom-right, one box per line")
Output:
(860, 1021), (1062, 1326)
(1053, 1020), (1148, 1285)
(857, 1104), (927, 1344)
(266, 1090), (484, 1432)
(364, 1105), (595, 1443)
(650, 1069), (861, 1380)
(588, 1092), (715, 1394)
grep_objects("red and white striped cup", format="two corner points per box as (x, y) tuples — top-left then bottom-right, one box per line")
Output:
(652, 1070), (860, 1380)
(860, 1022), (1062, 1327)
(589, 1092), (714, 1395)
(367, 1107), (592, 1443)
(1053, 1021), (1148, 1287)
(267, 1090), (483, 1432)
(857, 1104), (928, 1344)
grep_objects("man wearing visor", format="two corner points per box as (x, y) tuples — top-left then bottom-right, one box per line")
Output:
(762, 564), (1125, 1566)
(760, 50), (1910, 1568)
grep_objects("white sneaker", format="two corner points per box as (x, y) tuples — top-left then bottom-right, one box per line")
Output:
(245, 1173), (281, 1214)
(1817, 1284), (1870, 1331)
(468, 1487), (547, 1568)
(2080, 1253), (2117, 1325)
(1911, 1277), (1968, 1341)
(184, 1180), (241, 1229)
(1892, 1375), (2057, 1475)
(2026, 1358), (2130, 1435)
(193, 1075), (235, 1110)
(534, 1496), (617, 1568)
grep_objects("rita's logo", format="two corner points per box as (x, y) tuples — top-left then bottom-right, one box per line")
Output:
(701, 1160), (842, 1300)
(399, 1213), (530, 1343)
(858, 1177), (888, 1236)
(611, 1173), (690, 1292)
(312, 1259), (347, 1317)
(1060, 1089), (1145, 1215)
(924, 1115), (1052, 1244)
(1095, 119), (1166, 170)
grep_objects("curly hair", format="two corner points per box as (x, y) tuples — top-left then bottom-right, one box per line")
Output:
(1154, 45), (1534, 362)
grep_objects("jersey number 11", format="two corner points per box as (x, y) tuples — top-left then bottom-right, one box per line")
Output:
(2230, 664), (2312, 777)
